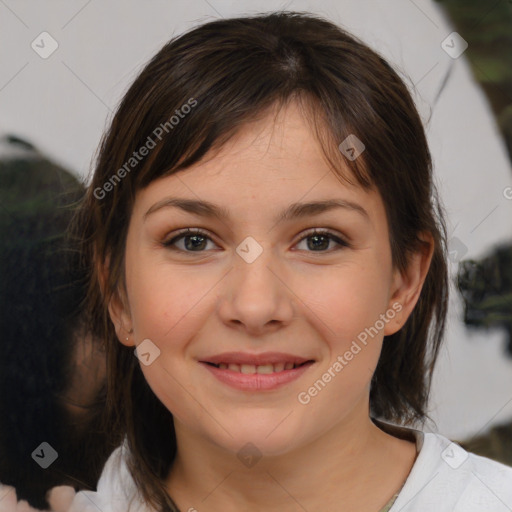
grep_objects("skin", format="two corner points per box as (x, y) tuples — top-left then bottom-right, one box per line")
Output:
(109, 100), (434, 512)
(0, 485), (75, 512)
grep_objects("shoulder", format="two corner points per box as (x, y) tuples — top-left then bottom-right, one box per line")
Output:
(392, 430), (512, 512)
(68, 440), (150, 512)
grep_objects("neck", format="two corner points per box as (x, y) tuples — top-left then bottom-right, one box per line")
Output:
(165, 407), (417, 512)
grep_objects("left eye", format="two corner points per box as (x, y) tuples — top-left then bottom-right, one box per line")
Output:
(295, 229), (350, 252)
(162, 228), (349, 254)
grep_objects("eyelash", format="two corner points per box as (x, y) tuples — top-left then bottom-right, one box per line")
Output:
(161, 228), (350, 255)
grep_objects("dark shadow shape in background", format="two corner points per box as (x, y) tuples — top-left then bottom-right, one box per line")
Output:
(0, 135), (113, 509)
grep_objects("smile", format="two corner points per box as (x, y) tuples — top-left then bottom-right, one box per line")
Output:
(204, 361), (309, 373)
(198, 352), (316, 391)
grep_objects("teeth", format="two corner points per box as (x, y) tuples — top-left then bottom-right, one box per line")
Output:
(213, 362), (305, 373)
(240, 364), (256, 374)
(256, 364), (274, 374)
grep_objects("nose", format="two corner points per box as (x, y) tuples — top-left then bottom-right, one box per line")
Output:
(216, 238), (295, 336)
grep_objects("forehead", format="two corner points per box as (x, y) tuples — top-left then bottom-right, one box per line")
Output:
(134, 100), (384, 223)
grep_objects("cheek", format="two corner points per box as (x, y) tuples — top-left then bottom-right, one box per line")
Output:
(296, 278), (385, 418)
(297, 262), (391, 345)
(293, 262), (390, 402)
(125, 266), (207, 419)
(126, 249), (210, 341)
(124, 259), (217, 411)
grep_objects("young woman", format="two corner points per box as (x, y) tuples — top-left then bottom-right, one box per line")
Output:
(68, 11), (512, 512)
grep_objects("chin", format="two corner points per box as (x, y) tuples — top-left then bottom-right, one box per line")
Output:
(206, 416), (307, 459)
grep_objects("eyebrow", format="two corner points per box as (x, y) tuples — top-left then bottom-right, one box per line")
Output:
(144, 197), (370, 223)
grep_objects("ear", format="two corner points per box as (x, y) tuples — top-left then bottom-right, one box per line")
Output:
(384, 232), (434, 336)
(99, 254), (135, 347)
(108, 288), (135, 347)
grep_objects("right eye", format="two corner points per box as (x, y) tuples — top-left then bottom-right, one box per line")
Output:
(162, 228), (218, 254)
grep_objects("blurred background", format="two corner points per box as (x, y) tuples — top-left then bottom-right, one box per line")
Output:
(0, 0), (511, 508)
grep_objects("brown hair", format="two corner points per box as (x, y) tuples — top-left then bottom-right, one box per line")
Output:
(73, 10), (449, 511)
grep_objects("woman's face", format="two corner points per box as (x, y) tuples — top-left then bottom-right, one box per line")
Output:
(113, 101), (421, 456)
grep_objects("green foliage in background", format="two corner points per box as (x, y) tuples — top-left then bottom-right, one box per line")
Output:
(436, 0), (512, 159)
(457, 245), (512, 355)
(436, 0), (512, 82)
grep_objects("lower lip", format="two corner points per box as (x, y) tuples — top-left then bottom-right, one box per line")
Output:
(200, 362), (314, 391)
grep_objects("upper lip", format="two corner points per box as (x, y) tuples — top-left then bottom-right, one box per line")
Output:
(199, 352), (314, 366)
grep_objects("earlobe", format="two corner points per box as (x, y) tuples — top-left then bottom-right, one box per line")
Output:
(384, 232), (434, 336)
(100, 255), (135, 347)
(108, 289), (135, 347)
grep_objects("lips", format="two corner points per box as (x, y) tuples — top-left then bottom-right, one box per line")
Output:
(200, 351), (312, 368)
(198, 352), (315, 387)
(205, 361), (308, 374)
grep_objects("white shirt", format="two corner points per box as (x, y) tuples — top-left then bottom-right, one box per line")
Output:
(68, 425), (512, 512)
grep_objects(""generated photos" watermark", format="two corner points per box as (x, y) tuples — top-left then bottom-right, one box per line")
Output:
(297, 302), (402, 405)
